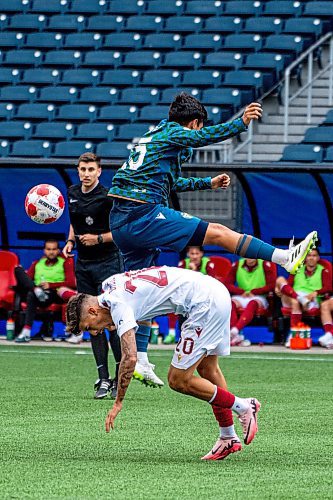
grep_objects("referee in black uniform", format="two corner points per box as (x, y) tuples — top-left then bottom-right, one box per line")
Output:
(63, 152), (123, 399)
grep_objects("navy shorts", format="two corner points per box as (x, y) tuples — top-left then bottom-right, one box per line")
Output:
(110, 199), (208, 271)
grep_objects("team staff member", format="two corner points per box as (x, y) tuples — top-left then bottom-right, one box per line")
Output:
(63, 153), (123, 399)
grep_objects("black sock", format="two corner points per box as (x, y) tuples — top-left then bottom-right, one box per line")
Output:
(109, 332), (121, 381)
(90, 331), (109, 380)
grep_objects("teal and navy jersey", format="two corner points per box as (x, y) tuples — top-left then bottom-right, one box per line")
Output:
(108, 117), (247, 205)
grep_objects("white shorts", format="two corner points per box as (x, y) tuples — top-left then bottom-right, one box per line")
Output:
(171, 281), (231, 370)
(281, 290), (320, 310)
(232, 295), (268, 309)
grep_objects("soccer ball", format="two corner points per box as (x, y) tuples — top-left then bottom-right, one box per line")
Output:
(25, 184), (65, 224)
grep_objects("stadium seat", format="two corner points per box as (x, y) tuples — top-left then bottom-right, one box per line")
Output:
(0, 69), (21, 85)
(38, 86), (78, 102)
(206, 256), (232, 283)
(303, 127), (333, 145)
(79, 87), (119, 104)
(206, 106), (231, 124)
(35, 122), (74, 139)
(324, 146), (333, 162)
(0, 250), (19, 315)
(104, 33), (142, 50)
(284, 18), (325, 41)
(185, 1), (223, 16)
(323, 110), (333, 125)
(146, 1), (183, 15)
(222, 70), (268, 99)
(243, 17), (282, 35)
(141, 69), (181, 87)
(0, 140), (10, 156)
(65, 32), (102, 49)
(0, 103), (14, 120)
(75, 123), (115, 141)
(31, 0), (69, 13)
(62, 69), (100, 85)
(9, 14), (47, 31)
(4, 50), (43, 67)
(15, 103), (56, 121)
(96, 141), (132, 159)
(109, 0), (145, 15)
(102, 69), (141, 86)
(165, 16), (203, 32)
(184, 34), (223, 51)
(159, 87), (201, 104)
(23, 69), (60, 85)
(48, 14), (86, 32)
(224, 1), (262, 17)
(83, 51), (123, 67)
(304, 2), (333, 19)
(0, 0), (29, 12)
(138, 105), (169, 122)
(202, 88), (242, 112)
(0, 121), (32, 139)
(53, 141), (95, 157)
(204, 52), (243, 71)
(124, 16), (164, 32)
(117, 123), (152, 140)
(263, 1), (303, 17)
(182, 70), (223, 88)
(243, 53), (290, 78)
(223, 34), (263, 53)
(264, 35), (307, 55)
(57, 104), (97, 121)
(44, 50), (82, 67)
(203, 17), (242, 34)
(9, 140), (52, 157)
(0, 86), (37, 102)
(120, 87), (159, 104)
(280, 144), (323, 163)
(121, 51), (161, 68)
(163, 51), (202, 68)
(87, 15), (123, 31)
(69, 0), (107, 14)
(98, 105), (138, 122)
(0, 32), (24, 48)
(143, 34), (182, 51)
(25, 33), (63, 49)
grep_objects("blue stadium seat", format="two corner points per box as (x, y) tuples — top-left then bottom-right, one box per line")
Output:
(206, 106), (234, 124)
(0, 15), (9, 30)
(69, 0), (107, 14)
(87, 15), (123, 31)
(284, 18), (325, 41)
(323, 110), (333, 125)
(0, 103), (14, 119)
(182, 70), (223, 88)
(75, 123), (115, 141)
(303, 127), (333, 145)
(25, 33), (63, 48)
(109, 0), (145, 15)
(0, 68), (21, 84)
(146, 1), (183, 15)
(304, 2), (333, 19)
(243, 17), (282, 35)
(165, 16), (203, 32)
(143, 34), (182, 51)
(120, 88), (159, 104)
(53, 141), (94, 157)
(121, 51), (161, 68)
(0, 0), (29, 12)
(117, 123), (151, 140)
(184, 34), (223, 51)
(138, 105), (169, 122)
(125, 16), (164, 32)
(104, 33), (142, 50)
(243, 53), (289, 78)
(324, 146), (333, 162)
(79, 87), (119, 103)
(263, 1), (303, 17)
(264, 35), (307, 55)
(96, 141), (132, 159)
(38, 86), (78, 102)
(0, 140), (10, 156)
(0, 86), (37, 102)
(35, 122), (74, 139)
(98, 105), (138, 122)
(202, 88), (242, 112)
(24, 69), (60, 85)
(185, 1), (223, 16)
(9, 140), (52, 157)
(31, 0), (69, 13)
(15, 103), (56, 121)
(163, 51), (202, 68)
(48, 14), (86, 31)
(280, 144), (323, 162)
(159, 87), (201, 104)
(204, 52), (243, 70)
(0, 32), (24, 48)
(223, 34), (263, 53)
(141, 69), (182, 87)
(102, 69), (141, 86)
(222, 70), (268, 99)
(62, 69), (100, 85)
(44, 50), (82, 67)
(9, 14), (46, 31)
(0, 121), (32, 139)
(65, 33), (102, 49)
(57, 104), (97, 121)
(4, 50), (43, 67)
(202, 17), (243, 34)
(224, 1), (262, 17)
(83, 51), (123, 68)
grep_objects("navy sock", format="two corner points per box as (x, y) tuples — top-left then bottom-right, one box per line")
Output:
(136, 324), (151, 353)
(236, 234), (275, 261)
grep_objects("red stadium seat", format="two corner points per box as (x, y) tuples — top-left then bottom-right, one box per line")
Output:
(0, 250), (19, 314)
(206, 256), (232, 283)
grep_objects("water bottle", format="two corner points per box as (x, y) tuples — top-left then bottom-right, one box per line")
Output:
(150, 321), (159, 344)
(6, 316), (15, 341)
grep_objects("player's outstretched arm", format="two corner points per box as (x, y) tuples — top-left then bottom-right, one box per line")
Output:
(105, 328), (137, 432)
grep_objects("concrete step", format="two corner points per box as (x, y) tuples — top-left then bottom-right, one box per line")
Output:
(278, 105), (330, 115)
(252, 134), (304, 143)
(238, 144), (285, 154)
(266, 114), (323, 125)
(292, 96), (331, 107)
(234, 152), (283, 161)
(257, 123), (310, 134)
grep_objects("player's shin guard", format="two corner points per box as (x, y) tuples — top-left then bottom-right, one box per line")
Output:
(235, 234), (275, 261)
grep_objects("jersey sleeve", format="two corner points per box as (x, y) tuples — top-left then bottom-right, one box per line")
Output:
(167, 117), (247, 148)
(100, 293), (138, 337)
(173, 176), (212, 192)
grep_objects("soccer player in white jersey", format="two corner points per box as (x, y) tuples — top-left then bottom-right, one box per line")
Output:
(66, 266), (261, 461)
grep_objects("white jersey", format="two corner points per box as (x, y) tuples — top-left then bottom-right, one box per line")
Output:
(98, 266), (229, 337)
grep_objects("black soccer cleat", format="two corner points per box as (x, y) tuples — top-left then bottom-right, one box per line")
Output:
(110, 379), (117, 400)
(94, 379), (111, 399)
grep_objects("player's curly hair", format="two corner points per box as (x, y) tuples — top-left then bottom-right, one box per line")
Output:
(168, 92), (208, 125)
(66, 293), (89, 335)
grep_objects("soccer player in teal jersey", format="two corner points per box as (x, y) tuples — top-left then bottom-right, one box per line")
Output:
(108, 93), (317, 385)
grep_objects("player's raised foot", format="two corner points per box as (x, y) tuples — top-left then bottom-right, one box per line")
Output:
(94, 378), (111, 399)
(132, 362), (164, 388)
(283, 231), (318, 275)
(201, 436), (242, 461)
(318, 331), (333, 349)
(237, 398), (261, 445)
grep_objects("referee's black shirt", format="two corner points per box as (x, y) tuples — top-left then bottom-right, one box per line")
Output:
(67, 183), (118, 261)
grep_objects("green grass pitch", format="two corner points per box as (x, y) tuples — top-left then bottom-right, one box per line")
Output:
(0, 345), (332, 499)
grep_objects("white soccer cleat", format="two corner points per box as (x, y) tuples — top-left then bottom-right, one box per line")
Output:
(65, 333), (83, 344)
(282, 231), (318, 275)
(318, 331), (333, 349)
(132, 362), (164, 388)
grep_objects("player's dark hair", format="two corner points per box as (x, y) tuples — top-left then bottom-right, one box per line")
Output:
(44, 238), (59, 248)
(66, 293), (88, 335)
(187, 245), (204, 253)
(77, 152), (101, 168)
(168, 92), (208, 126)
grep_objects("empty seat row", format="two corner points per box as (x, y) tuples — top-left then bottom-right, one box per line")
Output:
(281, 144), (333, 162)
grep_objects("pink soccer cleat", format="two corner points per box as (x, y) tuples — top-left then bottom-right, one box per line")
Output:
(237, 398), (261, 445)
(201, 436), (242, 461)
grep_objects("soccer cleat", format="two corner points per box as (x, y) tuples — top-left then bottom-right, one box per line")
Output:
(318, 331), (333, 348)
(132, 362), (164, 388)
(94, 379), (111, 399)
(110, 379), (117, 399)
(282, 231), (318, 275)
(65, 332), (83, 344)
(15, 332), (30, 343)
(201, 436), (242, 461)
(237, 398), (261, 445)
(284, 333), (291, 348)
(230, 334), (244, 346)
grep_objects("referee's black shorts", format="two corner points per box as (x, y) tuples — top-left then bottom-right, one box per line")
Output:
(75, 252), (124, 295)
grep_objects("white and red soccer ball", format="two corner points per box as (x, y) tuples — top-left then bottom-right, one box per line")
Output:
(25, 184), (65, 224)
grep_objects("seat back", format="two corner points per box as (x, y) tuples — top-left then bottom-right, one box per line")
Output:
(0, 251), (19, 307)
(206, 256), (232, 283)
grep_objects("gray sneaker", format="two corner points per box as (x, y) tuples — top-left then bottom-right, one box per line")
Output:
(94, 379), (111, 399)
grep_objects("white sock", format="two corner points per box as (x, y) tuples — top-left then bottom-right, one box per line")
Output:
(231, 396), (250, 415)
(219, 425), (237, 438)
(230, 326), (239, 337)
(272, 248), (289, 265)
(137, 352), (149, 364)
(20, 327), (31, 338)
